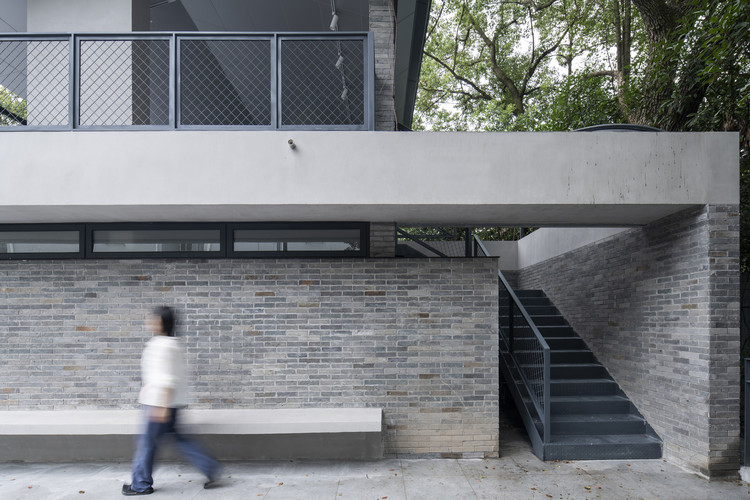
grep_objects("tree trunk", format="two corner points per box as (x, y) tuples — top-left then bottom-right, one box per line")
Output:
(631, 0), (693, 126)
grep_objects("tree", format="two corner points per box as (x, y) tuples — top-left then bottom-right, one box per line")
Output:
(416, 0), (749, 138)
(416, 0), (585, 131)
(416, 0), (749, 252)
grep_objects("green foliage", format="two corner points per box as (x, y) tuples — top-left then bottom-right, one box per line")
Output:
(0, 85), (27, 126)
(415, 0), (645, 132)
(531, 70), (625, 131)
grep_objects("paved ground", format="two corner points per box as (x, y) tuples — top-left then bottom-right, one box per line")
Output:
(0, 412), (747, 500)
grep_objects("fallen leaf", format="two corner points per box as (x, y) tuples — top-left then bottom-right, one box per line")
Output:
(530, 487), (536, 490)
(546, 495), (553, 498)
(79, 491), (85, 494)
(278, 482), (284, 486)
(585, 486), (591, 490)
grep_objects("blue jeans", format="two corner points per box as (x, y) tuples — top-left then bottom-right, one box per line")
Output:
(131, 407), (219, 492)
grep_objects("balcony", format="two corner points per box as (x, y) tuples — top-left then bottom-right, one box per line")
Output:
(0, 32), (374, 131)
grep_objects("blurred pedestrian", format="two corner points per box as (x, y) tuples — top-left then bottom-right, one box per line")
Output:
(122, 306), (220, 496)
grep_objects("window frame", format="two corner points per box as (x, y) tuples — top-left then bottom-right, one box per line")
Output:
(0, 222), (370, 260)
(228, 222), (370, 258)
(85, 222), (227, 259)
(0, 224), (85, 260)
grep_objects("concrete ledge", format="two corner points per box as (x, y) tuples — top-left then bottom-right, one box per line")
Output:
(0, 408), (383, 462)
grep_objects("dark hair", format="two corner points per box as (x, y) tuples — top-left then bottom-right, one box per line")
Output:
(153, 306), (176, 336)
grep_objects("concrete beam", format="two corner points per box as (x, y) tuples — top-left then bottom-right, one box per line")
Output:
(0, 131), (738, 225)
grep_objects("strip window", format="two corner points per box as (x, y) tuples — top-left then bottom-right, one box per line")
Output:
(86, 224), (225, 259)
(0, 225), (84, 259)
(229, 223), (368, 258)
(0, 223), (369, 259)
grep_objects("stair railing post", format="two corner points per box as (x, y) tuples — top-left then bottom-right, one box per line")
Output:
(543, 347), (551, 444)
(508, 294), (514, 353)
(746, 358), (749, 466)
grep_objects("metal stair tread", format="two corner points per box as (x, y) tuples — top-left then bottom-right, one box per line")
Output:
(551, 378), (615, 384)
(549, 413), (644, 423)
(548, 434), (662, 445)
(551, 395), (628, 402)
(517, 349), (590, 354)
(549, 363), (603, 368)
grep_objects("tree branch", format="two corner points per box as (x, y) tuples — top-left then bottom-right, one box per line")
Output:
(423, 50), (494, 101)
(463, 3), (525, 114)
(587, 70), (617, 78)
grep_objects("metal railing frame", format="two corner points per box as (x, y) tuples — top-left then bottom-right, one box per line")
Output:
(474, 235), (551, 445)
(0, 32), (375, 131)
(395, 226), (479, 258)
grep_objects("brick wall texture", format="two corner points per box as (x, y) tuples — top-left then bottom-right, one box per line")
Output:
(369, 0), (396, 131)
(0, 258), (499, 457)
(370, 222), (395, 258)
(516, 205), (741, 477)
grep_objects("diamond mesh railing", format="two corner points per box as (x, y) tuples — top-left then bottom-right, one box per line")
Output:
(0, 33), (372, 131)
(179, 38), (272, 127)
(0, 37), (69, 127)
(281, 38), (365, 127)
(498, 271), (551, 444)
(79, 37), (171, 127)
(473, 234), (551, 443)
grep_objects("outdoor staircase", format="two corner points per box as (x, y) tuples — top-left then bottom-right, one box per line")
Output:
(499, 289), (662, 460)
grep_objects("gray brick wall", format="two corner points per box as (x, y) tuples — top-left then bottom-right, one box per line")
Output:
(369, 0), (396, 131)
(370, 222), (395, 257)
(516, 205), (741, 477)
(0, 258), (499, 457)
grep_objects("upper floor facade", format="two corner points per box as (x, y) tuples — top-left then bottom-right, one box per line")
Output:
(0, 0), (739, 230)
(1, 0), (427, 132)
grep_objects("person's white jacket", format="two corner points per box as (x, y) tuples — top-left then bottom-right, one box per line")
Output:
(138, 335), (188, 408)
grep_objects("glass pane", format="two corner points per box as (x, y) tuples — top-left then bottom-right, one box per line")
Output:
(93, 229), (221, 253)
(0, 231), (79, 253)
(234, 228), (360, 252)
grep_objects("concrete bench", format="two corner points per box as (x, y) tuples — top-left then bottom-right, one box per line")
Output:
(0, 408), (383, 462)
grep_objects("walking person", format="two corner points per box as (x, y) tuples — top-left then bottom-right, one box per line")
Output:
(122, 306), (220, 496)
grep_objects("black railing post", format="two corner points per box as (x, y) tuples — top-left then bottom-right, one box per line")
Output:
(464, 228), (472, 257)
(508, 294), (514, 353)
(746, 358), (749, 466)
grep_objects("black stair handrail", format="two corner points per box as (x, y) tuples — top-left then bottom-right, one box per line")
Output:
(474, 235), (551, 444)
(746, 358), (749, 467)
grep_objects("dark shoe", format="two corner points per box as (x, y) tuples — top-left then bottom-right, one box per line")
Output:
(204, 477), (221, 489)
(122, 484), (154, 496)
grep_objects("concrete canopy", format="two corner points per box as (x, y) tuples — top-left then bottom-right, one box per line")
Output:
(0, 130), (738, 226)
